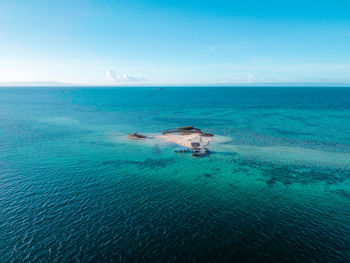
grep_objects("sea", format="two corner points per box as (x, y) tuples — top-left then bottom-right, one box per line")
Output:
(0, 86), (349, 262)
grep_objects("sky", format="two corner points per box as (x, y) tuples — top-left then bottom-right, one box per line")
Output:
(0, 0), (350, 85)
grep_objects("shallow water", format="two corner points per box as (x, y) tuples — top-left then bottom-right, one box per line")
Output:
(1, 87), (350, 262)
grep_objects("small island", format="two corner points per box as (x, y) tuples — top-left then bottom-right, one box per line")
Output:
(128, 126), (214, 157)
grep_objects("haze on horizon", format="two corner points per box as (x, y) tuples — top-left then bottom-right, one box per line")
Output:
(1, 0), (349, 85)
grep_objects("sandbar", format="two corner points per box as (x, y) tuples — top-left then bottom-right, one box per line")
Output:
(155, 132), (213, 149)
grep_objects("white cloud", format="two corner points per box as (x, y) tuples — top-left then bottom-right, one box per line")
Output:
(106, 70), (145, 82)
(247, 73), (255, 83)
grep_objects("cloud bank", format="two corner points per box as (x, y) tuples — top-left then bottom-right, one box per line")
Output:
(106, 70), (146, 82)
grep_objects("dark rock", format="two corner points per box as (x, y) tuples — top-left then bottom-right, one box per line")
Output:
(192, 148), (210, 157)
(163, 126), (212, 136)
(128, 133), (147, 139)
(202, 132), (214, 137)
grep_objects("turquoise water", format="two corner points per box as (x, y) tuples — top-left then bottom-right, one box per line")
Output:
(1, 87), (350, 262)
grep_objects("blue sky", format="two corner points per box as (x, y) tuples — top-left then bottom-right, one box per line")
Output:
(0, 0), (349, 84)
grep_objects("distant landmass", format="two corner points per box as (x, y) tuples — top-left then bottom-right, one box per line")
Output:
(0, 81), (349, 87)
(214, 82), (350, 87)
(0, 81), (76, 86)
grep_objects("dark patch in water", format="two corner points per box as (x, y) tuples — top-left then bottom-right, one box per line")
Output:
(142, 158), (175, 168)
(235, 157), (350, 186)
(102, 160), (141, 166)
(333, 189), (350, 199)
(229, 183), (239, 189)
(284, 115), (307, 121)
(239, 167), (250, 173)
(90, 140), (119, 148)
(192, 150), (211, 158)
(269, 127), (314, 136)
(102, 158), (175, 169)
(266, 178), (277, 186)
(152, 145), (161, 154)
(210, 151), (237, 158)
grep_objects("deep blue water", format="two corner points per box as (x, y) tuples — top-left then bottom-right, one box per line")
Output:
(1, 87), (350, 262)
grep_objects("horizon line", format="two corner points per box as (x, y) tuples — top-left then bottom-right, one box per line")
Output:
(1, 81), (350, 87)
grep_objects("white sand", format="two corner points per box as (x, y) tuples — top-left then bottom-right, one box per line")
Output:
(155, 133), (213, 148)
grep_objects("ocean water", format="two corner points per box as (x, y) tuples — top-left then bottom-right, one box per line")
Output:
(0, 86), (350, 262)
